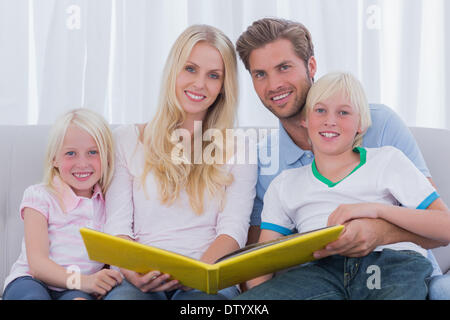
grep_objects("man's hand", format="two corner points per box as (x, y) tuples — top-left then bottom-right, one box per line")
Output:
(314, 218), (386, 259)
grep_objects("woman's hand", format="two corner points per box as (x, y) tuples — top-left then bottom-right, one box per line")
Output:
(80, 269), (123, 297)
(120, 268), (181, 293)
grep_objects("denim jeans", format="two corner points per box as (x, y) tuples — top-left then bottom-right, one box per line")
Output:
(103, 278), (240, 300)
(428, 274), (450, 300)
(236, 249), (433, 300)
(3, 276), (94, 300)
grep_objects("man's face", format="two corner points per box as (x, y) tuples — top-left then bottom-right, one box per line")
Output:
(248, 38), (316, 121)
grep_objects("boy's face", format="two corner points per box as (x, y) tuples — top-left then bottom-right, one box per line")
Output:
(303, 92), (362, 157)
(248, 38), (316, 121)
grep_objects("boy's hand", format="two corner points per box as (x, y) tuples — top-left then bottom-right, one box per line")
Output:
(327, 203), (382, 226)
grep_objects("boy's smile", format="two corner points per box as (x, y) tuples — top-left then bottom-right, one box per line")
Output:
(304, 92), (362, 158)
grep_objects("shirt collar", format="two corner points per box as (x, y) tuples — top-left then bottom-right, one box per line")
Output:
(52, 176), (103, 213)
(279, 121), (308, 165)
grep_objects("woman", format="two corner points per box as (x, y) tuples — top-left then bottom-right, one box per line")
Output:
(103, 25), (257, 300)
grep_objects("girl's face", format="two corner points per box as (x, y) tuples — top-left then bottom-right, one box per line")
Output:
(53, 125), (102, 198)
(175, 41), (225, 122)
(303, 92), (362, 157)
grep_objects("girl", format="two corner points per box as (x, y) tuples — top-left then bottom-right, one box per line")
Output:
(3, 109), (122, 300)
(239, 72), (450, 300)
(103, 25), (257, 300)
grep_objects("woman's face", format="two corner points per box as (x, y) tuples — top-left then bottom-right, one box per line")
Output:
(176, 41), (225, 122)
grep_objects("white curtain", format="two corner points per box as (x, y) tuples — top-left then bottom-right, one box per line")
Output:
(1, 0), (449, 129)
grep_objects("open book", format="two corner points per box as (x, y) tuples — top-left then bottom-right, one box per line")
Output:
(80, 225), (344, 294)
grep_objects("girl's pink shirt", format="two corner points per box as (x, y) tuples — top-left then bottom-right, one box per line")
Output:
(3, 177), (105, 291)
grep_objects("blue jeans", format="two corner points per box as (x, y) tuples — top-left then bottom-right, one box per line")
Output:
(236, 249), (433, 300)
(428, 274), (450, 300)
(103, 278), (240, 300)
(3, 276), (94, 300)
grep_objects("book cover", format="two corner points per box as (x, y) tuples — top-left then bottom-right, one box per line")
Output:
(80, 225), (344, 294)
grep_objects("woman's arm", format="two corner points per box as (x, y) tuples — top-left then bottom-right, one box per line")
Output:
(200, 234), (240, 264)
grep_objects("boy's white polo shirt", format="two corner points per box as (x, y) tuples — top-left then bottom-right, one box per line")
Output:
(261, 146), (439, 257)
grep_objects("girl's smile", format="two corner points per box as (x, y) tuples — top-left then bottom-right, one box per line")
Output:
(53, 125), (102, 198)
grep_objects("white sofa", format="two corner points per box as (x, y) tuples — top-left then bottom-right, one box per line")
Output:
(1, 125), (449, 297)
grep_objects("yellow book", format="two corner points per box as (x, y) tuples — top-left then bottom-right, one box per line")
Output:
(80, 225), (344, 294)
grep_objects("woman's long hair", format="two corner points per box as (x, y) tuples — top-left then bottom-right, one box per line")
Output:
(141, 25), (238, 214)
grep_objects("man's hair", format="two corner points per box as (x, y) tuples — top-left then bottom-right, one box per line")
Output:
(236, 17), (315, 71)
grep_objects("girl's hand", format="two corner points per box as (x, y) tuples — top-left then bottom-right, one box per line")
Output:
(327, 203), (383, 226)
(80, 269), (123, 296)
(120, 268), (181, 293)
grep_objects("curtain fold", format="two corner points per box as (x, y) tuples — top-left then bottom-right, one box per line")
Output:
(0, 0), (448, 129)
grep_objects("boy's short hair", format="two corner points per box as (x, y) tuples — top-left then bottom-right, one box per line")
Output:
(236, 17), (314, 71)
(44, 108), (114, 195)
(304, 72), (372, 148)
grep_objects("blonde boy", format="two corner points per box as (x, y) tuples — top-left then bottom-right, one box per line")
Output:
(238, 73), (450, 300)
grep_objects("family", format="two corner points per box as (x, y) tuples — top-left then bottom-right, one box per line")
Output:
(3, 18), (450, 300)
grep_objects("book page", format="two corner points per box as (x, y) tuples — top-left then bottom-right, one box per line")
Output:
(215, 226), (334, 263)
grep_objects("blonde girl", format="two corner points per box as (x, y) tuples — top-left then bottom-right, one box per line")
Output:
(3, 109), (122, 300)
(103, 25), (257, 300)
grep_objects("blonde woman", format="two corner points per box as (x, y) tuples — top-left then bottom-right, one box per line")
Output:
(3, 109), (122, 300)
(103, 25), (257, 300)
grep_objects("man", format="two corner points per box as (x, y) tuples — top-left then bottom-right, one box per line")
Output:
(234, 17), (445, 299)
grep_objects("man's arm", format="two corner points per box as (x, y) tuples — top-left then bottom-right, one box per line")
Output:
(314, 176), (447, 259)
(247, 225), (261, 245)
(246, 182), (264, 245)
(314, 215), (447, 259)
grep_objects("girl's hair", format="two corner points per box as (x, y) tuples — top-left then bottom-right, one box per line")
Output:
(43, 108), (114, 195)
(141, 24), (238, 215)
(304, 72), (372, 148)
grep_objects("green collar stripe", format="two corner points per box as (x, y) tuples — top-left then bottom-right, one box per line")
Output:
(312, 147), (367, 188)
